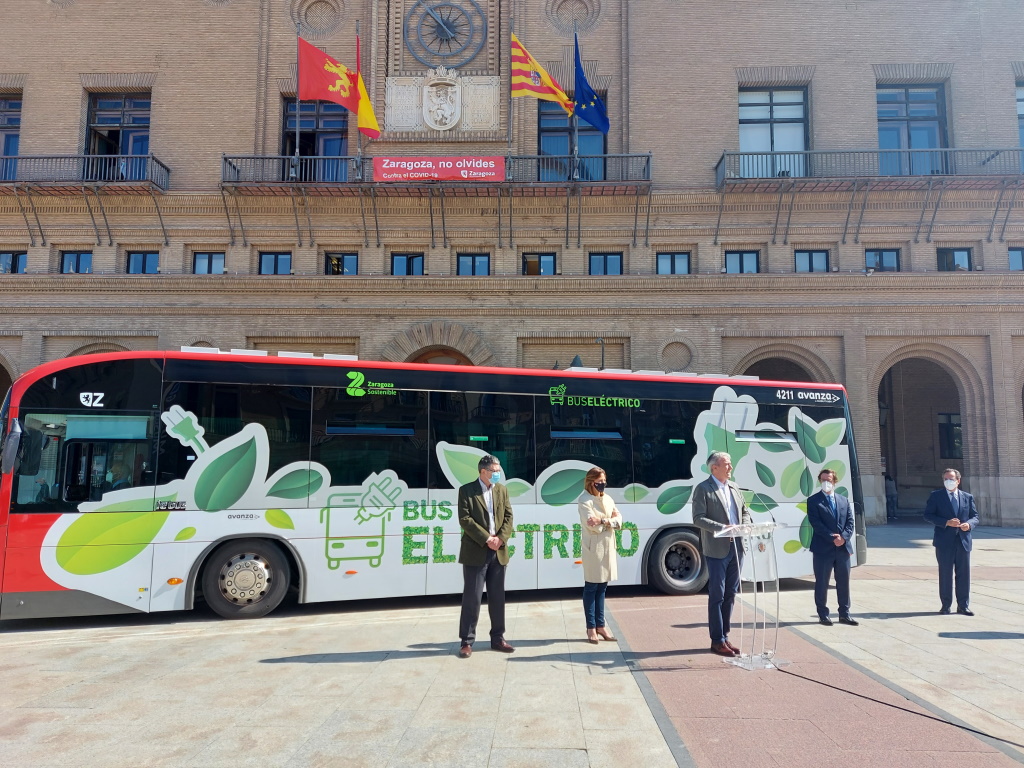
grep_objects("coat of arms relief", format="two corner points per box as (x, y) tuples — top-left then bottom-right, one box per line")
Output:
(423, 66), (461, 130)
(385, 66), (500, 134)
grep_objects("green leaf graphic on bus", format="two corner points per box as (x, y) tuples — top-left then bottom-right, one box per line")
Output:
(623, 484), (649, 502)
(656, 485), (691, 515)
(267, 469), (324, 499)
(822, 460), (846, 484)
(703, 423), (749, 469)
(540, 468), (587, 506)
(56, 510), (171, 575)
(815, 421), (845, 448)
(194, 437), (258, 511)
(780, 460), (806, 498)
(505, 479), (531, 498)
(758, 440), (792, 453)
(265, 509), (295, 530)
(174, 527), (197, 541)
(745, 492), (778, 514)
(783, 539), (803, 554)
(795, 419), (825, 463)
(799, 516), (813, 549)
(755, 461), (776, 487)
(438, 442), (487, 487)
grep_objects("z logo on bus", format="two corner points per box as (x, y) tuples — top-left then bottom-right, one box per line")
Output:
(79, 392), (105, 408)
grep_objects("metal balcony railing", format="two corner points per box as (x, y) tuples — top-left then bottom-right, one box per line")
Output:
(715, 148), (1024, 187)
(0, 155), (170, 189)
(221, 153), (653, 186)
(222, 155), (364, 184)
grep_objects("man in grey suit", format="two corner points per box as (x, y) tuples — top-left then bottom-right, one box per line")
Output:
(692, 451), (752, 657)
(458, 454), (515, 658)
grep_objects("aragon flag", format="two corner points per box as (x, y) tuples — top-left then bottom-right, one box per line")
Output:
(511, 33), (573, 115)
(297, 36), (380, 139)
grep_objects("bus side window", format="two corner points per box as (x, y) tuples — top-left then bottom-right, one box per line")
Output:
(629, 400), (705, 489)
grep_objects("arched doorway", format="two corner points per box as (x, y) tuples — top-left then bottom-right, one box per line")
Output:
(0, 362), (12, 399)
(410, 347), (474, 366)
(878, 358), (963, 515)
(743, 358), (814, 382)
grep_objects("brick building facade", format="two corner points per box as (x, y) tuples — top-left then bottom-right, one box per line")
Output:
(2, 0), (1024, 525)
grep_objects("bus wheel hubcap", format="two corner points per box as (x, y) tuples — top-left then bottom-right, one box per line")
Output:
(666, 544), (695, 582)
(220, 554), (271, 603)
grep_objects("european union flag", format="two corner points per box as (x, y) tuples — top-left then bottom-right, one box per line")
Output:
(573, 33), (609, 134)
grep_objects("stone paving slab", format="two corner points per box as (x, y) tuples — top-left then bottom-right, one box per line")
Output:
(0, 595), (679, 767)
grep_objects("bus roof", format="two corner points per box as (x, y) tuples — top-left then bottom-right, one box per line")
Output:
(10, 348), (847, 403)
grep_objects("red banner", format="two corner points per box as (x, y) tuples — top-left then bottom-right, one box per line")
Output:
(373, 156), (506, 182)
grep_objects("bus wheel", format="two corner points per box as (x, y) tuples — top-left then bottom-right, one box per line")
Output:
(201, 539), (290, 619)
(648, 530), (708, 595)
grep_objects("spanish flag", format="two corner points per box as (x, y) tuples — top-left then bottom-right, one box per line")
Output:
(511, 33), (573, 115)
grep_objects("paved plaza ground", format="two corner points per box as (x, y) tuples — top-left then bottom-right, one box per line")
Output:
(0, 521), (1021, 766)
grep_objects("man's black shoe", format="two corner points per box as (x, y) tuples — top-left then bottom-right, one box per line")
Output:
(957, 608), (975, 616)
(939, 607), (952, 615)
(819, 617), (833, 626)
(838, 616), (859, 626)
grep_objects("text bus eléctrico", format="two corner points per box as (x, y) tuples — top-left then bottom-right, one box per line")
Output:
(0, 350), (864, 620)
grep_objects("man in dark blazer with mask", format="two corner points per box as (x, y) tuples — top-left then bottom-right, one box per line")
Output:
(457, 454), (515, 657)
(807, 468), (857, 626)
(923, 468), (979, 615)
(692, 450), (752, 657)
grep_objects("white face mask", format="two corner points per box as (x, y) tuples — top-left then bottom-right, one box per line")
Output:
(820, 481), (834, 494)
(943, 479), (958, 491)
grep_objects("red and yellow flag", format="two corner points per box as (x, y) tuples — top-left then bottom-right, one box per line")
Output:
(297, 36), (380, 139)
(511, 33), (573, 115)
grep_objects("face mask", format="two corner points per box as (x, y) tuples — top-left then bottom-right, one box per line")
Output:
(594, 482), (607, 492)
(820, 481), (834, 494)
(490, 471), (501, 484)
(944, 479), (958, 491)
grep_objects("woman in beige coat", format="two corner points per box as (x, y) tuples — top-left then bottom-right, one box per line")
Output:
(578, 466), (623, 643)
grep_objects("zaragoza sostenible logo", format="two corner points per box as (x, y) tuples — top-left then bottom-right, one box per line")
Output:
(346, 371), (367, 397)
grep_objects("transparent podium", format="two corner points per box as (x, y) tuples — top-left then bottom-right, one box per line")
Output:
(714, 521), (789, 671)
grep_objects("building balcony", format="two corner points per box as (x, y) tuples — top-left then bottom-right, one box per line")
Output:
(0, 155), (170, 194)
(715, 148), (1024, 193)
(222, 153), (652, 197)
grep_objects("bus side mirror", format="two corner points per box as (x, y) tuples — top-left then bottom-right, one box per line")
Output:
(1, 419), (22, 474)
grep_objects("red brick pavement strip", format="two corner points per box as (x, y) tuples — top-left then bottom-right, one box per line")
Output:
(607, 592), (1024, 768)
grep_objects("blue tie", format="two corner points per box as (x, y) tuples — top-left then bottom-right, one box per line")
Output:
(828, 494), (838, 523)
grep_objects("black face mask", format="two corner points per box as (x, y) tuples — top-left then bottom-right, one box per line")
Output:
(594, 482), (607, 492)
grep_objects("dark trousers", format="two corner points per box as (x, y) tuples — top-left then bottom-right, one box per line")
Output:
(936, 542), (971, 610)
(706, 545), (742, 644)
(583, 581), (608, 629)
(459, 549), (506, 645)
(812, 548), (852, 619)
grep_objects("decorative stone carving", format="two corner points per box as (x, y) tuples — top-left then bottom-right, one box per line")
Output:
(422, 66), (462, 131)
(385, 70), (499, 133)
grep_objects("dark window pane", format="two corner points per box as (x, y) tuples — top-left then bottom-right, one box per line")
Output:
(61, 251), (92, 274)
(325, 252), (358, 275)
(937, 248), (971, 272)
(630, 400), (704, 488)
(865, 249), (900, 272)
(937, 412), (962, 459)
(429, 392), (536, 488)
(311, 388), (428, 489)
(127, 252), (158, 274)
(0, 251), (27, 274)
(1010, 248), (1024, 271)
(537, 400), (632, 488)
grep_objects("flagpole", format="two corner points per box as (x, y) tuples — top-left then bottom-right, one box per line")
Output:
(506, 15), (513, 151)
(571, 22), (579, 181)
(356, 21), (364, 178)
(293, 22), (301, 180)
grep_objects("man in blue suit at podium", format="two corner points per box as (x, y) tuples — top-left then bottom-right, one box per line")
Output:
(923, 468), (979, 616)
(807, 468), (858, 626)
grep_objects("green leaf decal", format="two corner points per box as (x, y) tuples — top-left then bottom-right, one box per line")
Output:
(505, 479), (531, 498)
(194, 437), (258, 511)
(747, 493), (778, 514)
(780, 460), (806, 497)
(822, 460), (846, 484)
(267, 469), (324, 499)
(656, 485), (692, 515)
(815, 421), (844, 448)
(56, 511), (170, 575)
(704, 423), (749, 469)
(755, 461), (776, 487)
(837, 486), (849, 497)
(540, 468), (587, 506)
(796, 502), (807, 514)
(759, 441), (793, 453)
(783, 539), (803, 554)
(795, 419), (825, 463)
(442, 445), (486, 487)
(623, 484), (649, 502)
(799, 467), (814, 498)
(174, 527), (196, 541)
(799, 516), (813, 549)
(265, 509), (295, 530)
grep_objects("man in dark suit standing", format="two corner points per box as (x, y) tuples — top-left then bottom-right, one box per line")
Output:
(806, 469), (858, 626)
(692, 451), (752, 657)
(458, 454), (515, 658)
(923, 468), (979, 616)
